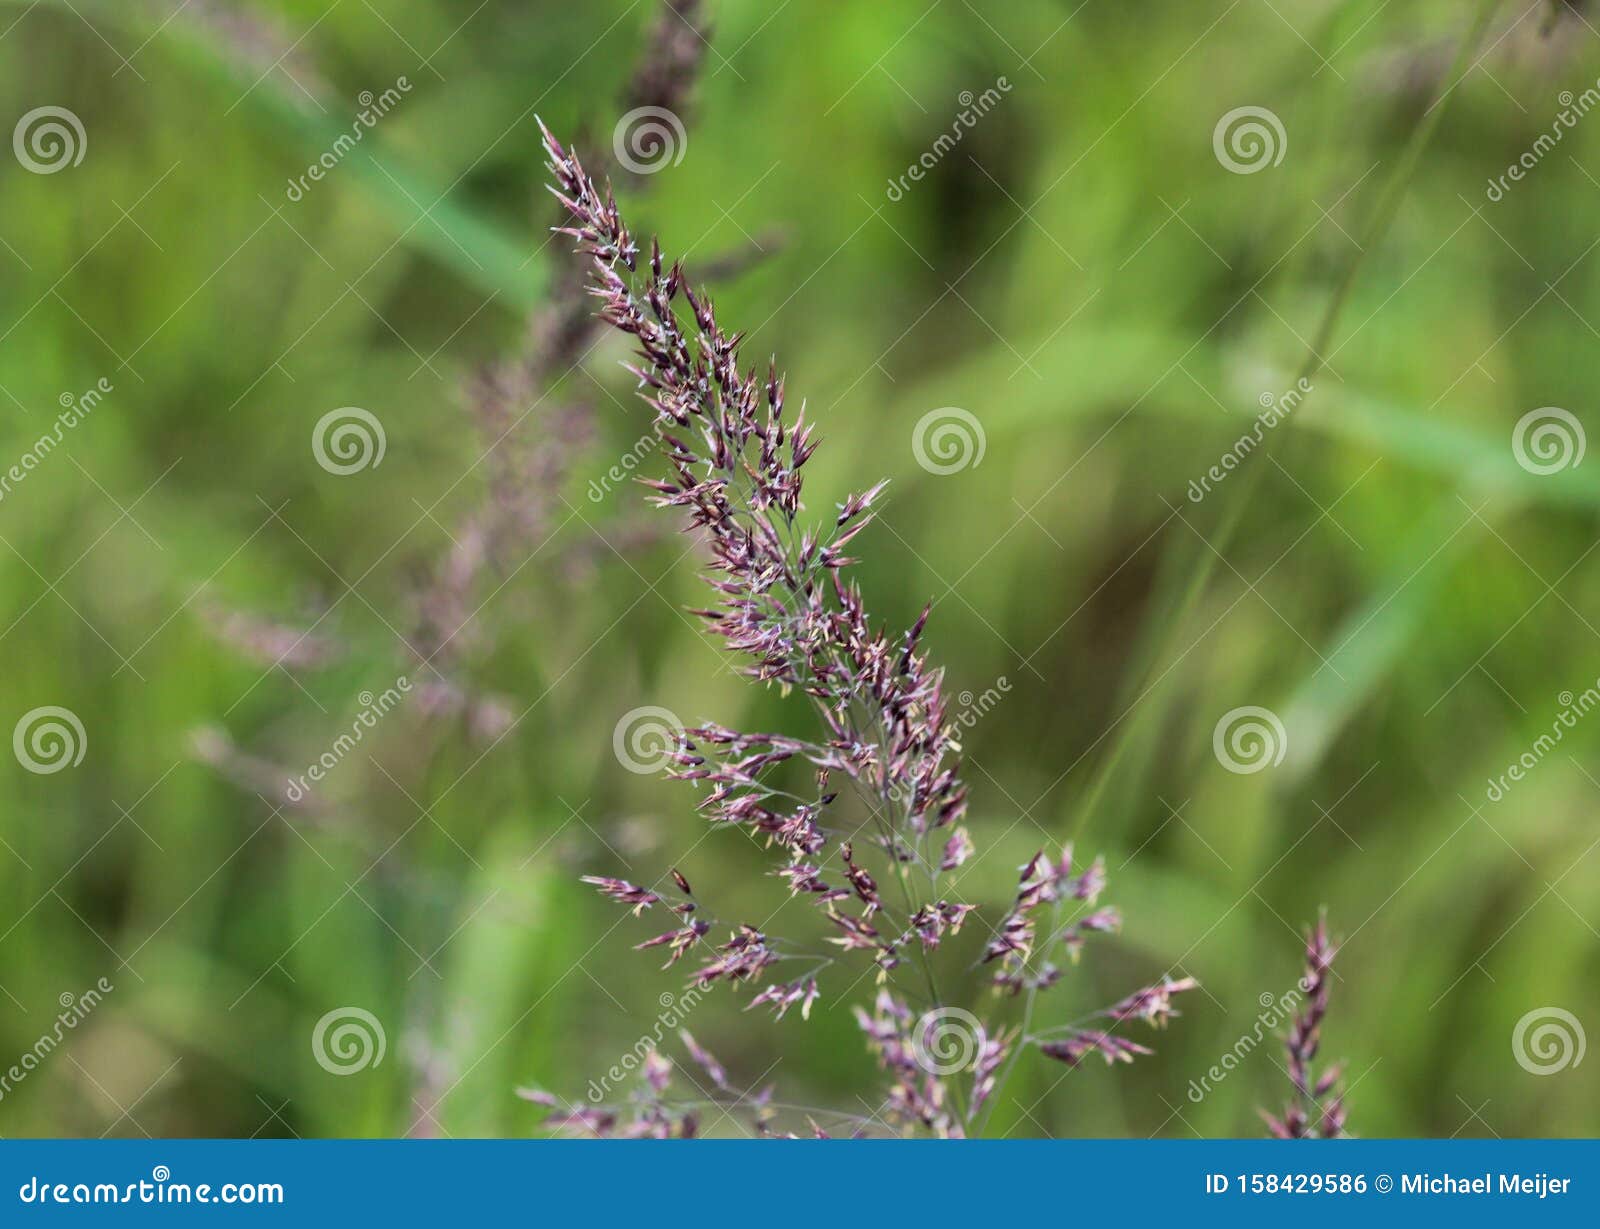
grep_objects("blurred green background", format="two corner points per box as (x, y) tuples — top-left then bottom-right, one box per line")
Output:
(2, 0), (1597, 1138)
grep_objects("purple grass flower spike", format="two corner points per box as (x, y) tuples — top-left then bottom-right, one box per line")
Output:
(533, 115), (1201, 1137)
(1039, 1031), (1154, 1069)
(1263, 914), (1349, 1140)
(579, 875), (660, 916)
